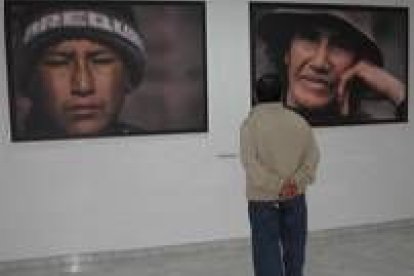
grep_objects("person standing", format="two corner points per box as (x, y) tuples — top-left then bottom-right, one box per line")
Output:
(240, 80), (320, 276)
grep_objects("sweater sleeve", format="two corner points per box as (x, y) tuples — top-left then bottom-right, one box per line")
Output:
(292, 128), (320, 194)
(240, 118), (284, 195)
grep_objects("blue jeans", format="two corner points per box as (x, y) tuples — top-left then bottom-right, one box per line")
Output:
(248, 195), (307, 276)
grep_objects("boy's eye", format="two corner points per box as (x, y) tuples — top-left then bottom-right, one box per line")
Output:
(90, 52), (118, 64)
(41, 54), (71, 66)
(91, 55), (116, 64)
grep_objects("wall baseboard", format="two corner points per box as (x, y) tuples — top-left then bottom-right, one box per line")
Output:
(1, 218), (413, 273)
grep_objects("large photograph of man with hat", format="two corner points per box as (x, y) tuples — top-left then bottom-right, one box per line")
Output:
(251, 3), (408, 126)
(5, 1), (207, 141)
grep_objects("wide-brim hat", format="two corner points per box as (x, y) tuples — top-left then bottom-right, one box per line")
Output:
(257, 9), (383, 66)
(13, 4), (147, 94)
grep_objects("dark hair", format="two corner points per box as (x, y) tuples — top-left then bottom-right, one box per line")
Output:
(254, 74), (281, 104)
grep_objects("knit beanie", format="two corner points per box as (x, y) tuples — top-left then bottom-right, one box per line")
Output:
(13, 3), (146, 94)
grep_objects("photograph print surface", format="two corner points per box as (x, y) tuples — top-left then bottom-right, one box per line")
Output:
(251, 3), (408, 126)
(5, 1), (208, 141)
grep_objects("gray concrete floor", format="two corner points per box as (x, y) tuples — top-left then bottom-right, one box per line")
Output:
(1, 220), (413, 276)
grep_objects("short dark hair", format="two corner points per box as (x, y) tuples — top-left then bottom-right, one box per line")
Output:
(254, 74), (281, 104)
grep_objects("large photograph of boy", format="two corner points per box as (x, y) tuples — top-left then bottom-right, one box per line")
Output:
(5, 1), (207, 141)
(251, 3), (408, 126)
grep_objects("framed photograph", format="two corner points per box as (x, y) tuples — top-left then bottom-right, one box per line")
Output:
(5, 0), (208, 141)
(250, 2), (408, 126)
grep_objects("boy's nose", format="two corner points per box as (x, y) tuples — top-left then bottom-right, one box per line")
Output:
(72, 59), (94, 96)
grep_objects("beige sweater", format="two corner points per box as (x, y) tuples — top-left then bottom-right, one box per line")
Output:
(240, 103), (320, 201)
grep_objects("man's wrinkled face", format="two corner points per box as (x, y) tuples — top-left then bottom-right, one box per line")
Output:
(284, 26), (357, 109)
(37, 39), (127, 136)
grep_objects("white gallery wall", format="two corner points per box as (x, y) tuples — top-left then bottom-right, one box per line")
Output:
(0, 0), (413, 262)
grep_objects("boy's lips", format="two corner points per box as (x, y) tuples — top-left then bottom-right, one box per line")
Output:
(65, 104), (103, 118)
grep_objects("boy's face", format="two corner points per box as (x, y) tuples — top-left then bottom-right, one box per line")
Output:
(37, 39), (127, 136)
